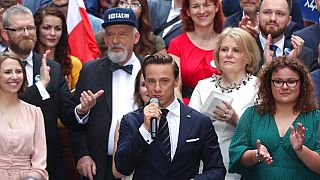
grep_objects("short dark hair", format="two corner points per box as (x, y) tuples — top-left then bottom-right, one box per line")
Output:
(0, 52), (27, 94)
(256, 55), (317, 115)
(142, 54), (179, 79)
(259, 0), (292, 14)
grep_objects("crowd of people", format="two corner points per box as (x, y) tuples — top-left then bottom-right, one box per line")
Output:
(0, 0), (320, 179)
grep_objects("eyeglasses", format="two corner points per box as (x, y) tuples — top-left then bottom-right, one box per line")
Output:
(189, 2), (214, 11)
(271, 79), (300, 88)
(118, 1), (142, 9)
(5, 26), (36, 34)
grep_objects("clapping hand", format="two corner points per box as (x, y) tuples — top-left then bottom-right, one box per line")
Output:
(40, 50), (51, 88)
(239, 15), (259, 38)
(290, 123), (305, 152)
(256, 139), (273, 165)
(287, 35), (304, 60)
(263, 34), (274, 67)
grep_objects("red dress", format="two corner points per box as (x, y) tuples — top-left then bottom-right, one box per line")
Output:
(168, 33), (219, 104)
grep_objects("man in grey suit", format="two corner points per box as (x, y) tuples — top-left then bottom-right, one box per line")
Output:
(148, 0), (183, 48)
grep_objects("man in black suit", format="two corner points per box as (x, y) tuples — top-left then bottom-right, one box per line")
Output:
(0, 5), (102, 179)
(114, 54), (226, 179)
(255, 0), (318, 71)
(148, 0), (183, 48)
(68, 8), (143, 180)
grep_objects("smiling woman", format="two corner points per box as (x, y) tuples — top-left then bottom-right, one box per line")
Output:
(167, 0), (224, 104)
(0, 52), (48, 180)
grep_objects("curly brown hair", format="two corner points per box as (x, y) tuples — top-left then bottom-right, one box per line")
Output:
(256, 56), (318, 115)
(113, 0), (156, 56)
(181, 0), (224, 33)
(34, 6), (72, 77)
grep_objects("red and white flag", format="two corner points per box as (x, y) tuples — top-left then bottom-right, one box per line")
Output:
(67, 0), (100, 63)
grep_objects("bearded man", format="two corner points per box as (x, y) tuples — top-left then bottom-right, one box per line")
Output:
(0, 4), (102, 180)
(68, 7), (143, 180)
(256, 0), (318, 71)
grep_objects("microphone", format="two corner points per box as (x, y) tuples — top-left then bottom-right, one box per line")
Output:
(149, 98), (159, 139)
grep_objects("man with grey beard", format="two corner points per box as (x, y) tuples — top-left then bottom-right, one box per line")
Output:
(68, 7), (142, 180)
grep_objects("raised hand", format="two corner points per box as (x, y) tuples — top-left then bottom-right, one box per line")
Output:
(288, 35), (304, 59)
(256, 139), (273, 165)
(76, 90), (104, 114)
(263, 34), (273, 67)
(290, 123), (306, 152)
(40, 50), (51, 88)
(239, 15), (259, 38)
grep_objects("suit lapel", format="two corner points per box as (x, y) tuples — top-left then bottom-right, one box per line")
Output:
(172, 102), (195, 162)
(32, 52), (41, 85)
(99, 58), (113, 112)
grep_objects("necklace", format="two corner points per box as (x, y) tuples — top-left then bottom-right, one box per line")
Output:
(211, 74), (252, 93)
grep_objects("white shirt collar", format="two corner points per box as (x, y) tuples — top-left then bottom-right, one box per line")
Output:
(165, 96), (180, 118)
(8, 47), (33, 66)
(259, 33), (285, 56)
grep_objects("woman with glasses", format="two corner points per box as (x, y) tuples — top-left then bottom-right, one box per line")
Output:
(96, 0), (166, 57)
(189, 27), (260, 180)
(229, 56), (320, 179)
(167, 0), (224, 104)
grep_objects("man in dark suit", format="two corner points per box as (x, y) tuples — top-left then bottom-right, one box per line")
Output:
(255, 0), (318, 71)
(114, 54), (226, 179)
(293, 0), (320, 60)
(224, 0), (301, 39)
(148, 0), (183, 48)
(0, 5), (102, 179)
(68, 8), (143, 180)
(222, 0), (304, 30)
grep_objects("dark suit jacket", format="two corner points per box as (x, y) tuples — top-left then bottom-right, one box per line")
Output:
(148, 0), (183, 48)
(19, 52), (77, 180)
(311, 69), (320, 105)
(224, 11), (301, 39)
(68, 57), (113, 180)
(115, 102), (226, 180)
(293, 24), (320, 59)
(68, 56), (143, 179)
(256, 37), (319, 72)
(222, 0), (304, 30)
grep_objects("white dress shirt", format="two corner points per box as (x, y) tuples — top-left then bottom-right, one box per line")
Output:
(259, 33), (285, 57)
(8, 48), (50, 100)
(162, 0), (181, 38)
(107, 53), (141, 155)
(139, 97), (181, 160)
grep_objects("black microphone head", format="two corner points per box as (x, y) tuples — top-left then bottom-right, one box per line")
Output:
(149, 98), (159, 106)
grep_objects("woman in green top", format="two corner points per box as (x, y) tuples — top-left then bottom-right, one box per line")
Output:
(229, 56), (320, 179)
